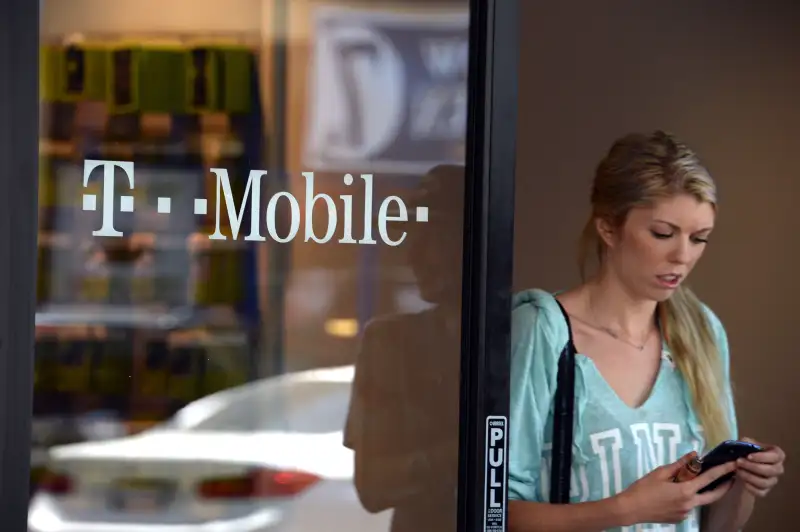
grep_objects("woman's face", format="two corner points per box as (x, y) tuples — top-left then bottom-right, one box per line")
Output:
(600, 193), (715, 301)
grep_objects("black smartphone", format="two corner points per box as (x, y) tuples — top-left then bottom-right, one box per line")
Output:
(697, 440), (763, 493)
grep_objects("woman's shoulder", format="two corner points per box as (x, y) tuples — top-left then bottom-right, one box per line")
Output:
(512, 287), (559, 312)
(511, 288), (570, 351)
(698, 301), (726, 337)
(510, 289), (570, 398)
(697, 299), (731, 364)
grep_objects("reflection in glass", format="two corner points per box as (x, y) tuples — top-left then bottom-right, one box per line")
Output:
(31, 2), (468, 532)
(345, 165), (464, 532)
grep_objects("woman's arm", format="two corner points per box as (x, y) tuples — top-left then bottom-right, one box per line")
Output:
(511, 459), (739, 532)
(704, 439), (786, 531)
(703, 482), (755, 531)
(508, 497), (632, 532)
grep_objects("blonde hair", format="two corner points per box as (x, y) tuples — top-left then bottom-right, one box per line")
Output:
(579, 130), (730, 448)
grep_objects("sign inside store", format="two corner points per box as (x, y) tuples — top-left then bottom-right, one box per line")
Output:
(304, 7), (469, 174)
(80, 159), (426, 246)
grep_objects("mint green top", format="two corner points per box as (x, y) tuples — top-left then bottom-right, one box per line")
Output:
(508, 289), (738, 532)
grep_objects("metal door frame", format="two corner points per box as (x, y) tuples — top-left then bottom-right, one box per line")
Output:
(0, 0), (40, 527)
(458, 1), (518, 531)
(0, 0), (519, 530)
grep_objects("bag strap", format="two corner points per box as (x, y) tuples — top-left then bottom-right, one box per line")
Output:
(550, 299), (577, 504)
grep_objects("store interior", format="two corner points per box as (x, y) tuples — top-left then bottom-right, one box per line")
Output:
(34, 0), (467, 497)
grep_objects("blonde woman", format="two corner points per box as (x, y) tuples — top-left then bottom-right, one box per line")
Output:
(507, 131), (785, 531)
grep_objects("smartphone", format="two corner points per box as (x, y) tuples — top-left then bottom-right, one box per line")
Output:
(697, 440), (763, 493)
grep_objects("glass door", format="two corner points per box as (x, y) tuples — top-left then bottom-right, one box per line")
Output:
(0, 0), (518, 531)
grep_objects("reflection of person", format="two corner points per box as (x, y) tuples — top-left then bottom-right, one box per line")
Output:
(508, 131), (786, 531)
(344, 165), (464, 532)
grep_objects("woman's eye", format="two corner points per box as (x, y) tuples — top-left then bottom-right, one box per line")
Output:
(651, 231), (672, 239)
(692, 237), (709, 244)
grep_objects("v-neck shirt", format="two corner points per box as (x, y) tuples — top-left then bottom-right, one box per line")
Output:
(507, 289), (738, 532)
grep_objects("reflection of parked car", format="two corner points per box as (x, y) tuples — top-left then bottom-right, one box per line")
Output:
(28, 365), (392, 532)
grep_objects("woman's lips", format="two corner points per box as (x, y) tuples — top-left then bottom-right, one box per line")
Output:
(656, 274), (682, 289)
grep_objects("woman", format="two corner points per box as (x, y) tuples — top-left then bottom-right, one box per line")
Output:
(507, 131), (785, 531)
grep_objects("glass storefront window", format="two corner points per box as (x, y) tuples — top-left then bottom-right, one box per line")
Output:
(30, 1), (472, 531)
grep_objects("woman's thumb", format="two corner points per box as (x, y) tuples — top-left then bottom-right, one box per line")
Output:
(677, 451), (698, 465)
(665, 451), (698, 475)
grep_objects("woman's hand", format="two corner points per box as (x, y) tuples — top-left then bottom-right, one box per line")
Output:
(734, 437), (786, 498)
(617, 451), (738, 525)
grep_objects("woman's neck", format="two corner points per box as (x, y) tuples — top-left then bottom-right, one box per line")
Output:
(584, 271), (657, 338)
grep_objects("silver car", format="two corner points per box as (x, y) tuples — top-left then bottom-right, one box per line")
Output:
(28, 365), (392, 532)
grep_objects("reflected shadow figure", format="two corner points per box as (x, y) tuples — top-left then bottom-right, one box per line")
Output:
(344, 165), (464, 532)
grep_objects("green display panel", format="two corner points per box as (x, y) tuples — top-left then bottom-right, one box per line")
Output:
(194, 249), (244, 305)
(40, 46), (60, 102)
(139, 46), (188, 113)
(166, 348), (203, 401)
(92, 339), (134, 396)
(218, 46), (253, 113)
(54, 342), (93, 393)
(187, 46), (253, 114)
(40, 44), (109, 102)
(204, 345), (248, 395)
(64, 44), (109, 101)
(40, 43), (253, 114)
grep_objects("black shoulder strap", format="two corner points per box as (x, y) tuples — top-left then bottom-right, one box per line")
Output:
(550, 299), (577, 504)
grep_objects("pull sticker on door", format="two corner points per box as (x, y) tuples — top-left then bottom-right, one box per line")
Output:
(484, 415), (508, 532)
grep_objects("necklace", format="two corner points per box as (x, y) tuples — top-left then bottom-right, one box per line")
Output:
(597, 325), (648, 351)
(569, 313), (650, 351)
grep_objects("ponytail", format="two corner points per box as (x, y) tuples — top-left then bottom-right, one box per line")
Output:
(659, 286), (731, 448)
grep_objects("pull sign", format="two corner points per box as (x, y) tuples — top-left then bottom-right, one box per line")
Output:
(484, 415), (508, 532)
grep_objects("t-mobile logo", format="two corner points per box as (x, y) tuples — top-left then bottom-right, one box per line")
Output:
(82, 160), (135, 238)
(80, 159), (429, 246)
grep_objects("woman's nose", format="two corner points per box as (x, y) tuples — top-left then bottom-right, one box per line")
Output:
(669, 239), (692, 264)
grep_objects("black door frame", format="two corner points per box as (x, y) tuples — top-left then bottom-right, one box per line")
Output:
(0, 0), (519, 530)
(0, 0), (40, 528)
(458, 1), (518, 531)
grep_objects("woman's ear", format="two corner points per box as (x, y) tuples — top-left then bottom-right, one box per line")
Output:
(595, 217), (617, 248)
